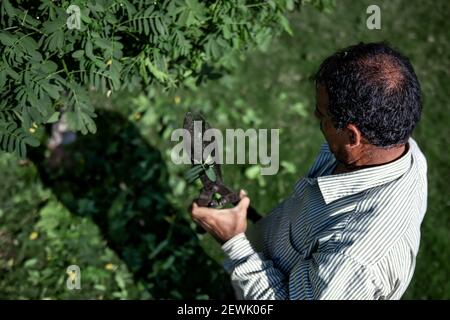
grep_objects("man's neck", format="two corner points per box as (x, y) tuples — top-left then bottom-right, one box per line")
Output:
(333, 143), (407, 174)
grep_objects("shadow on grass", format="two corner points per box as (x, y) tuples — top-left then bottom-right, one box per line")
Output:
(28, 109), (234, 299)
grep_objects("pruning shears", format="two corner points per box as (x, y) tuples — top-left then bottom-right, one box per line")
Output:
(183, 112), (240, 208)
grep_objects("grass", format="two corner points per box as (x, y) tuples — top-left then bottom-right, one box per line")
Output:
(1, 0), (448, 299)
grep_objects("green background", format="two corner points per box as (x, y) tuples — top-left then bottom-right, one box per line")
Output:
(1, 0), (448, 299)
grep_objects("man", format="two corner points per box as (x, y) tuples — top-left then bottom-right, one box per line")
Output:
(190, 42), (428, 300)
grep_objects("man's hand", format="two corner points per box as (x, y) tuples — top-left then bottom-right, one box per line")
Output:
(190, 190), (250, 244)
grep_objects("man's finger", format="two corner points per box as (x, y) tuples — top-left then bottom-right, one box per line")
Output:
(191, 202), (215, 216)
(191, 202), (218, 222)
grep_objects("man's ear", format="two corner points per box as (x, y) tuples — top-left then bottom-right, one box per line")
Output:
(346, 124), (362, 146)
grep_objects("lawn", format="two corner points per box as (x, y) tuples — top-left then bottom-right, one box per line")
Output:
(0, 0), (448, 299)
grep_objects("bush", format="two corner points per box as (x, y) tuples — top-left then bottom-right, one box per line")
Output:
(0, 0), (337, 300)
(0, 153), (144, 299)
(0, 0), (334, 158)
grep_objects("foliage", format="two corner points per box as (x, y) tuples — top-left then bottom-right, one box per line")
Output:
(185, 155), (216, 183)
(0, 0), (336, 158)
(20, 109), (234, 299)
(0, 154), (145, 299)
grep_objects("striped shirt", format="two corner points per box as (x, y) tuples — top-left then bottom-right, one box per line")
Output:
(222, 138), (428, 300)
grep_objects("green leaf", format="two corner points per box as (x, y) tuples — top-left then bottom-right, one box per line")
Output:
(143, 18), (150, 35)
(94, 284), (106, 291)
(185, 165), (204, 183)
(205, 167), (216, 182)
(81, 112), (97, 134)
(245, 165), (261, 180)
(204, 154), (214, 165)
(93, 59), (107, 69)
(145, 57), (168, 82)
(2, 0), (16, 17)
(0, 32), (15, 46)
(24, 135), (40, 147)
(94, 38), (112, 50)
(19, 139), (26, 158)
(41, 61), (58, 73)
(278, 13), (293, 36)
(286, 0), (295, 11)
(64, 110), (79, 131)
(72, 50), (84, 59)
(42, 83), (60, 100)
(6, 68), (20, 81)
(24, 258), (38, 268)
(281, 160), (296, 174)
(21, 36), (38, 53)
(155, 18), (165, 35)
(186, 165), (203, 177)
(86, 40), (94, 58)
(42, 18), (65, 34)
(149, 239), (169, 260)
(46, 111), (60, 123)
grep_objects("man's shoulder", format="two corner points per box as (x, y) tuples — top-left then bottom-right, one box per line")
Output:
(408, 137), (428, 178)
(305, 142), (335, 178)
(337, 177), (426, 265)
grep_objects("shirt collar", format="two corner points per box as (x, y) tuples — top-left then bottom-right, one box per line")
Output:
(317, 143), (412, 205)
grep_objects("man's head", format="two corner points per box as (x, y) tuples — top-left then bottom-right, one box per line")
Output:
(314, 42), (422, 165)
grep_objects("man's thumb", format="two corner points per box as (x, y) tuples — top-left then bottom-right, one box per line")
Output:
(237, 189), (250, 211)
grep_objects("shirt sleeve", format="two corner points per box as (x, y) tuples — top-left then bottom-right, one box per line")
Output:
(222, 233), (377, 300)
